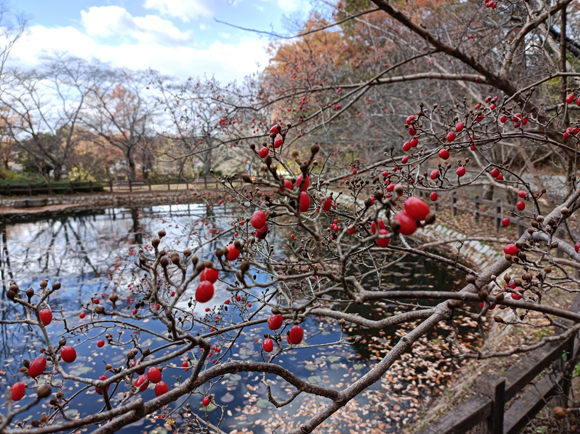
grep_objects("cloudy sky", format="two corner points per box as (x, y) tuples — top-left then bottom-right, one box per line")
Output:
(11, 0), (312, 83)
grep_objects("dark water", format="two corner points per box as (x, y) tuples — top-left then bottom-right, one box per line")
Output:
(0, 203), (473, 433)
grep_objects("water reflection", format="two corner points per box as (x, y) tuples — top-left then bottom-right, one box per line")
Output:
(0, 204), (470, 433)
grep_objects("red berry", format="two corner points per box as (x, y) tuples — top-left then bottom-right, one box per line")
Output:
(491, 168), (500, 178)
(289, 325), (304, 345)
(135, 375), (149, 392)
(576, 242), (580, 253)
(28, 357), (46, 378)
(279, 179), (293, 193)
(403, 141), (412, 152)
(500, 116), (507, 123)
(511, 291), (522, 300)
(430, 169), (440, 180)
(263, 338), (274, 352)
(195, 281), (214, 303)
(456, 167), (466, 177)
(446, 131), (456, 142)
(39, 309), (52, 326)
(155, 381), (168, 397)
(93, 299), (99, 304)
(61, 346), (77, 363)
(259, 147), (269, 158)
(10, 383), (25, 401)
(371, 220), (386, 234)
(438, 149), (450, 160)
(321, 197), (332, 212)
(401, 156), (409, 164)
(251, 210), (267, 229)
(496, 174), (504, 181)
(268, 314), (284, 330)
(394, 211), (417, 236)
(256, 224), (269, 239)
(504, 244), (518, 256)
(270, 124), (280, 134)
(376, 229), (391, 248)
(566, 93), (575, 104)
(404, 197), (430, 221)
(147, 367), (162, 384)
(516, 201), (525, 211)
(518, 191), (527, 198)
(182, 361), (189, 372)
(226, 244), (240, 261)
(95, 375), (109, 395)
(274, 136), (283, 148)
(97, 340), (105, 348)
(410, 138), (419, 147)
(430, 192), (438, 201)
(455, 122), (464, 132)
(348, 225), (356, 234)
(502, 218), (510, 227)
(408, 128), (417, 136)
(200, 268), (219, 283)
(203, 396), (211, 406)
(299, 192), (310, 212)
(296, 174), (309, 191)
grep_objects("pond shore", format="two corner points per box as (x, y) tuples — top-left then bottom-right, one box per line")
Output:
(0, 190), (220, 221)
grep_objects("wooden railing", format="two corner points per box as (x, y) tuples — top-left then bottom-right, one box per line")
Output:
(0, 177), (220, 196)
(418, 191), (536, 236)
(417, 301), (580, 433)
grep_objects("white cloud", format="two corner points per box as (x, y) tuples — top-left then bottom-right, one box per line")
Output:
(10, 25), (268, 83)
(81, 6), (192, 46)
(143, 0), (213, 22)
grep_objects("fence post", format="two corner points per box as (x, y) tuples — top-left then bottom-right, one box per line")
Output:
(28, 183), (32, 196)
(90, 181), (93, 193)
(476, 373), (505, 434)
(70, 180), (74, 194)
(6, 183), (10, 195)
(517, 219), (524, 237)
(148, 179), (152, 192)
(167, 179), (171, 191)
(495, 199), (502, 232)
(474, 195), (480, 222)
(129, 179), (132, 193)
(48, 181), (53, 196)
(451, 192), (457, 218)
(110, 179), (113, 193)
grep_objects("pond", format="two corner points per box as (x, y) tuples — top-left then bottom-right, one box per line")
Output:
(0, 203), (477, 433)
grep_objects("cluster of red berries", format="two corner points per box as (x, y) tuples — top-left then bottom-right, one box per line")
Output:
(393, 197), (432, 236)
(133, 367), (168, 397)
(196, 267), (218, 303)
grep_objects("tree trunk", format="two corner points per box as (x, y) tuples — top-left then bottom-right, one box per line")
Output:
(53, 164), (63, 181)
(204, 148), (212, 179)
(127, 147), (137, 181)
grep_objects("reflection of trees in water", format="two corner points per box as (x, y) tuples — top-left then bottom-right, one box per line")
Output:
(0, 202), (239, 291)
(0, 226), (14, 294)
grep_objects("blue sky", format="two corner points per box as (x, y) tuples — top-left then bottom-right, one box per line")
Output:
(11, 0), (312, 83)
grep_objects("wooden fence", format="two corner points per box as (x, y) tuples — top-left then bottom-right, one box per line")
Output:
(417, 300), (580, 433)
(0, 177), (219, 196)
(418, 191), (536, 237)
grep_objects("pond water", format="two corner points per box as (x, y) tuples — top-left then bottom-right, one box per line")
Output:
(0, 203), (477, 433)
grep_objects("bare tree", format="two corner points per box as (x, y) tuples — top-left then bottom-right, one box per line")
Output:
(0, 56), (101, 180)
(82, 67), (158, 181)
